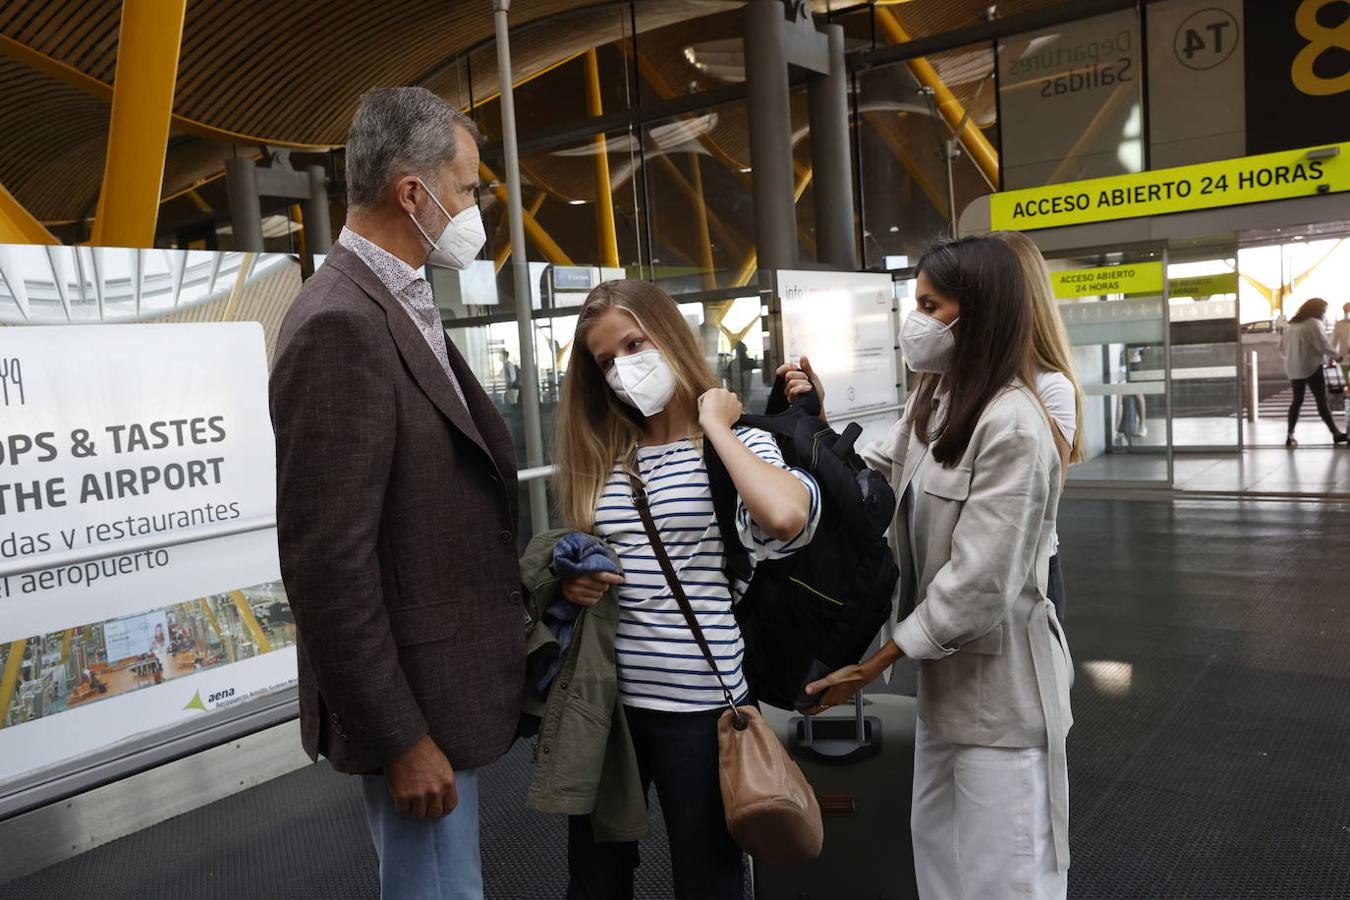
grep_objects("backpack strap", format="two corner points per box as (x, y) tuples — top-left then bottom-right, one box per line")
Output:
(704, 437), (753, 584)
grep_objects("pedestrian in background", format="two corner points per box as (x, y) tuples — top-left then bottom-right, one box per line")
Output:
(1279, 298), (1346, 448)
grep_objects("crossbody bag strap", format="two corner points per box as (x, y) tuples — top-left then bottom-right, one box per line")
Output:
(626, 460), (745, 725)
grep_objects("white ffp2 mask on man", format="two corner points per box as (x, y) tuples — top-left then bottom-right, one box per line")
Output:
(605, 349), (678, 417)
(409, 177), (486, 270)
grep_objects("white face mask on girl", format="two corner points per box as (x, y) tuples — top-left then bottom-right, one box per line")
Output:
(604, 349), (677, 417)
(409, 177), (486, 270)
(900, 311), (960, 374)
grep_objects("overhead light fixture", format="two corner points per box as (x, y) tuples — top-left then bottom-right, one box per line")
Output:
(568, 199), (587, 206)
(738, 166), (752, 174)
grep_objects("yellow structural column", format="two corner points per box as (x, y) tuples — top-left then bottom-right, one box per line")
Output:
(875, 7), (1000, 188)
(197, 597), (233, 663)
(480, 162), (576, 266)
(494, 193), (547, 273)
(584, 49), (621, 269)
(91, 0), (188, 248)
(688, 155), (717, 290)
(733, 168), (814, 288)
(229, 591), (272, 654)
(0, 182), (58, 244)
(0, 639), (28, 730)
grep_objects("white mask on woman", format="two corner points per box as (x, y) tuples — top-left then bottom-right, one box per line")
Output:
(900, 311), (960, 374)
(605, 349), (677, 417)
(409, 177), (486, 270)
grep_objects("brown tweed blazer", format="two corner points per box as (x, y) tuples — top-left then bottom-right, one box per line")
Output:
(270, 241), (524, 774)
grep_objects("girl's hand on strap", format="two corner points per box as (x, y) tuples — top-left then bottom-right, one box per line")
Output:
(698, 388), (743, 432)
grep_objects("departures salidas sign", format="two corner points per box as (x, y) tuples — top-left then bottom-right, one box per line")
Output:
(998, 8), (1144, 189)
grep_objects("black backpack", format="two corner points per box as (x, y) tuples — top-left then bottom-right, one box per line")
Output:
(706, 378), (899, 712)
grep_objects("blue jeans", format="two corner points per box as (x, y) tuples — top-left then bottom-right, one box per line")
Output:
(362, 768), (482, 900)
(566, 706), (744, 900)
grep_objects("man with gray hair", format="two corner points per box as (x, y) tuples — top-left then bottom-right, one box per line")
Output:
(270, 86), (525, 899)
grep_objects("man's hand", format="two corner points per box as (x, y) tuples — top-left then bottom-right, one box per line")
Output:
(385, 734), (458, 820)
(562, 571), (623, 607)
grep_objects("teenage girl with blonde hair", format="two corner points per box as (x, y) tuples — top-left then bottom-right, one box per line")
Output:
(552, 279), (821, 899)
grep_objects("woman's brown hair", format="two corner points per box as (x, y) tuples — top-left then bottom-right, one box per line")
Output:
(907, 235), (1034, 467)
(1289, 297), (1328, 324)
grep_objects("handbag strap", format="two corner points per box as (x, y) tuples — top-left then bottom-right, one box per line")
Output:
(627, 455), (747, 728)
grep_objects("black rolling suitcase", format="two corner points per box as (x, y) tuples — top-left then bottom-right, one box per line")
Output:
(755, 692), (920, 900)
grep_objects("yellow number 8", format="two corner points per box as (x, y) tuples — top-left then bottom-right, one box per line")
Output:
(1292, 0), (1350, 96)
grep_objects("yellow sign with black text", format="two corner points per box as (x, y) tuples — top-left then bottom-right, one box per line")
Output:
(1169, 272), (1239, 297)
(991, 143), (1348, 231)
(1051, 263), (1164, 299)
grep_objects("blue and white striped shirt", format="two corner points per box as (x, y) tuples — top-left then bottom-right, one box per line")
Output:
(592, 426), (821, 712)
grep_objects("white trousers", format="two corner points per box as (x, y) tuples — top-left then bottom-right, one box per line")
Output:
(911, 718), (1067, 900)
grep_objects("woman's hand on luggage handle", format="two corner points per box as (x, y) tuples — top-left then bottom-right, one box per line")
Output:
(775, 356), (827, 422)
(562, 572), (623, 607)
(803, 640), (903, 715)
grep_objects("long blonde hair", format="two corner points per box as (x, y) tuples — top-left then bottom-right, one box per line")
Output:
(553, 280), (718, 530)
(995, 230), (1086, 464)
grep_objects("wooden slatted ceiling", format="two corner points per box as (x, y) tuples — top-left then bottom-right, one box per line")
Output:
(433, 1), (743, 105)
(0, 56), (109, 221)
(0, 0), (1024, 229)
(0, 0), (650, 146)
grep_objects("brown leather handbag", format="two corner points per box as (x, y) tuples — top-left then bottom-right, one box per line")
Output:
(629, 468), (824, 867)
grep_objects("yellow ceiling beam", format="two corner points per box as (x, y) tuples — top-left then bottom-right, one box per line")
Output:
(0, 181), (58, 244)
(861, 110), (949, 217)
(0, 33), (335, 153)
(229, 590), (272, 654)
(495, 192), (547, 273)
(480, 161), (575, 266)
(584, 49), (620, 269)
(221, 253), (257, 321)
(875, 7), (1000, 187)
(197, 598), (233, 662)
(91, 0), (189, 248)
(688, 154), (717, 291)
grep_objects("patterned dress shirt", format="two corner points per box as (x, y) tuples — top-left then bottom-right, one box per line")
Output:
(337, 227), (467, 406)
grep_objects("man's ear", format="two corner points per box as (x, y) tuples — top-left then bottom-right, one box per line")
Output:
(393, 175), (421, 215)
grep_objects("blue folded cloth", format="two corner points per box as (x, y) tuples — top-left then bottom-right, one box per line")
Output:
(534, 534), (622, 694)
(550, 532), (621, 579)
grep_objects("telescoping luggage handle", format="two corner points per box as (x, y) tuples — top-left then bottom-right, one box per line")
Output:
(792, 693), (884, 765)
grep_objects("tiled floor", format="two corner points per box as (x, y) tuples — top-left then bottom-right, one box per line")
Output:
(4, 498), (1349, 899)
(1072, 448), (1350, 493)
